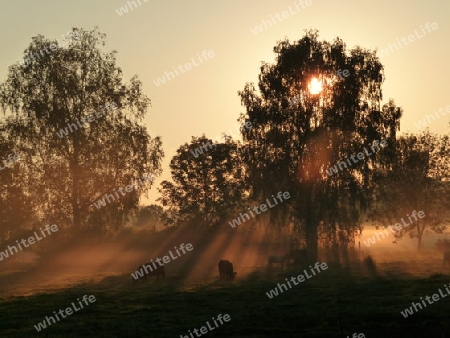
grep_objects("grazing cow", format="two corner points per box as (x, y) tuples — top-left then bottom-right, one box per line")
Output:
(132, 263), (165, 283)
(443, 251), (450, 268)
(218, 260), (236, 280)
(288, 249), (308, 265)
(268, 254), (289, 267)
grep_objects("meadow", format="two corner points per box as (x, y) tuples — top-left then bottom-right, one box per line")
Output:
(1, 3), (449, 338)
(1, 243), (450, 337)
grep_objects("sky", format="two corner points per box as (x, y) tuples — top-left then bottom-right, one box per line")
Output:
(1, 0), (449, 204)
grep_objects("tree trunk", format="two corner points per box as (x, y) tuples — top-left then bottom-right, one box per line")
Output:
(417, 221), (424, 250)
(305, 185), (319, 261)
(305, 219), (319, 261)
(71, 169), (81, 229)
(71, 134), (81, 229)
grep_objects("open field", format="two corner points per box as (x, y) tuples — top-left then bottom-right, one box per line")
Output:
(1, 1), (449, 337)
(2, 248), (450, 337)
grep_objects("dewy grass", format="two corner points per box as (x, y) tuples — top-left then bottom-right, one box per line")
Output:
(34, 295), (96, 332)
(131, 243), (194, 281)
(2, 269), (450, 335)
(179, 313), (231, 337)
(400, 283), (450, 318)
(265, 261), (328, 299)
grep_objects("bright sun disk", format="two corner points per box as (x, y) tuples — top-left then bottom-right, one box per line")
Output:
(308, 77), (323, 94)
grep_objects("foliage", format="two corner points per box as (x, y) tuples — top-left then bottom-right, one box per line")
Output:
(0, 27), (163, 232)
(158, 136), (247, 226)
(371, 131), (450, 249)
(238, 29), (402, 257)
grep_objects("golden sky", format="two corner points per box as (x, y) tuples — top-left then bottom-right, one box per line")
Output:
(1, 0), (449, 204)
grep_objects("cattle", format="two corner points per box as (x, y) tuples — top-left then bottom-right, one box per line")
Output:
(443, 251), (450, 268)
(288, 249), (309, 265)
(268, 254), (289, 267)
(218, 260), (236, 280)
(132, 263), (165, 283)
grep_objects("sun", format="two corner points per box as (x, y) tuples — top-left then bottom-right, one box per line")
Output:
(308, 77), (323, 95)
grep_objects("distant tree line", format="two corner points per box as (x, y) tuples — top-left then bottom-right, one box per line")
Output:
(0, 28), (448, 256)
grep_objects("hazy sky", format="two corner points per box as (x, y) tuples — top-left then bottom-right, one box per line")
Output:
(1, 0), (449, 204)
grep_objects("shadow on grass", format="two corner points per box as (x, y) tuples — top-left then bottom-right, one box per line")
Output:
(2, 261), (450, 337)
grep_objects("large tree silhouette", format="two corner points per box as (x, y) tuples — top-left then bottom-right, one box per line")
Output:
(238, 30), (402, 258)
(0, 27), (163, 232)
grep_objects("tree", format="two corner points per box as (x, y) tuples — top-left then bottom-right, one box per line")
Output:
(0, 27), (163, 232)
(238, 30), (402, 258)
(0, 126), (34, 243)
(158, 135), (247, 227)
(133, 204), (165, 231)
(373, 131), (450, 249)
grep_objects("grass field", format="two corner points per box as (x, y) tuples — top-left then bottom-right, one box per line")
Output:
(2, 255), (450, 338)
